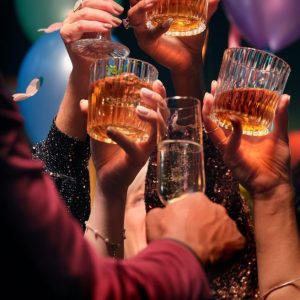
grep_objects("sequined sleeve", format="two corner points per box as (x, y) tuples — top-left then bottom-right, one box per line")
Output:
(32, 122), (91, 229)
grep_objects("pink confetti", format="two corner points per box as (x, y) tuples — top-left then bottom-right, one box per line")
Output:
(13, 78), (42, 102)
(38, 22), (63, 33)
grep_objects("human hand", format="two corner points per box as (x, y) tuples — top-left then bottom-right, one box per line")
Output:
(202, 81), (292, 198)
(60, 0), (124, 73)
(80, 80), (167, 197)
(146, 192), (245, 264)
(127, 0), (219, 73)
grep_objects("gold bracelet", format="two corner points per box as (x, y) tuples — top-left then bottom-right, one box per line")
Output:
(261, 276), (300, 300)
(85, 221), (126, 259)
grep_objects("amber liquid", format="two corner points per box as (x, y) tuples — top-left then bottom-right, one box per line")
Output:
(147, 0), (206, 36)
(211, 88), (280, 136)
(88, 74), (152, 143)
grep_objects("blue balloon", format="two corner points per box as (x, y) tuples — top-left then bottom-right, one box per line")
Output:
(17, 31), (72, 144)
(17, 31), (122, 144)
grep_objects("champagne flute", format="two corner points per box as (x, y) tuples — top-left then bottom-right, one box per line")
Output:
(157, 96), (205, 205)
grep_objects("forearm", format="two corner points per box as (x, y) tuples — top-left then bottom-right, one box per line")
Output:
(85, 181), (127, 259)
(32, 122), (91, 228)
(253, 184), (300, 298)
(171, 56), (205, 98)
(55, 69), (89, 141)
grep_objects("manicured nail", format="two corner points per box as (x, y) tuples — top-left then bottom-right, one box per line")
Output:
(136, 105), (149, 115)
(155, 79), (164, 89)
(103, 23), (113, 29)
(141, 88), (153, 98)
(145, 0), (156, 8)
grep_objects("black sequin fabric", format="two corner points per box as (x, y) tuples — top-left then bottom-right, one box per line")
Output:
(32, 122), (90, 230)
(145, 131), (260, 299)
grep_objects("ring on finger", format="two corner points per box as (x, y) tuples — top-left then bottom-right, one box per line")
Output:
(73, 0), (83, 12)
(122, 17), (138, 30)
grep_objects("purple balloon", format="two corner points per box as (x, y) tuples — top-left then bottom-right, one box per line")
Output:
(223, 0), (300, 52)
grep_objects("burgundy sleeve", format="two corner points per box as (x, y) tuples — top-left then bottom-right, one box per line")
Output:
(0, 92), (211, 300)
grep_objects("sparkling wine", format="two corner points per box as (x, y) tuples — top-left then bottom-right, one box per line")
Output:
(88, 73), (152, 143)
(157, 140), (205, 204)
(211, 88), (280, 136)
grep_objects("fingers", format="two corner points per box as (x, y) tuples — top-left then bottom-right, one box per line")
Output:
(127, 0), (157, 28)
(223, 116), (242, 162)
(106, 127), (137, 154)
(69, 7), (122, 26)
(61, 0), (123, 43)
(147, 18), (173, 39)
(202, 92), (232, 152)
(152, 80), (166, 99)
(140, 86), (166, 110)
(146, 207), (164, 242)
(81, 0), (124, 15)
(210, 80), (217, 96)
(207, 0), (220, 22)
(273, 94), (290, 143)
(79, 99), (88, 113)
(140, 86), (168, 137)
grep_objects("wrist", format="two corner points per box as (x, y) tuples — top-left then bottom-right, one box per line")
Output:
(253, 183), (294, 204)
(69, 69), (90, 93)
(171, 60), (205, 98)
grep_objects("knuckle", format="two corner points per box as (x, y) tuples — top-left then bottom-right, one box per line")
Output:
(76, 20), (85, 32)
(78, 9), (89, 19)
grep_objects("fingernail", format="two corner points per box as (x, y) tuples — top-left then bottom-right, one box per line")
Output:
(136, 105), (149, 115)
(229, 115), (239, 124)
(155, 79), (164, 89)
(162, 18), (173, 29)
(114, 5), (124, 13)
(103, 23), (113, 29)
(141, 88), (153, 98)
(145, 0), (156, 8)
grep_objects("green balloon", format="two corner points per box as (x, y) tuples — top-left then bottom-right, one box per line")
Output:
(14, 0), (75, 41)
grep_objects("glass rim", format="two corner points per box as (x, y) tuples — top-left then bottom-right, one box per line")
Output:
(93, 56), (157, 68)
(224, 47), (291, 72)
(164, 96), (201, 108)
(90, 57), (159, 79)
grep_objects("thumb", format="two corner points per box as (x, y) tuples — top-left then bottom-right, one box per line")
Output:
(79, 99), (88, 114)
(146, 207), (165, 242)
(149, 18), (173, 39)
(272, 94), (290, 143)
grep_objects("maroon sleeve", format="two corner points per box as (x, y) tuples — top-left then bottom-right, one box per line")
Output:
(0, 91), (211, 300)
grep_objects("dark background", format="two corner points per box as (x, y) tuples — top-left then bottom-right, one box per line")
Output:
(1, 0), (300, 130)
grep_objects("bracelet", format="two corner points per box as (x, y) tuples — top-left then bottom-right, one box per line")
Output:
(261, 276), (300, 300)
(85, 221), (126, 259)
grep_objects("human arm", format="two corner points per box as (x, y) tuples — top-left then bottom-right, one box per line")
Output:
(84, 80), (167, 258)
(0, 91), (212, 300)
(202, 88), (300, 299)
(32, 0), (125, 227)
(57, 0), (124, 140)
(127, 0), (220, 97)
(32, 122), (90, 229)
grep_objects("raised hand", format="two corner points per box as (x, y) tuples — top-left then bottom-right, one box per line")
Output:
(202, 81), (292, 198)
(127, 0), (219, 73)
(82, 80), (167, 196)
(146, 192), (245, 264)
(60, 0), (124, 71)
